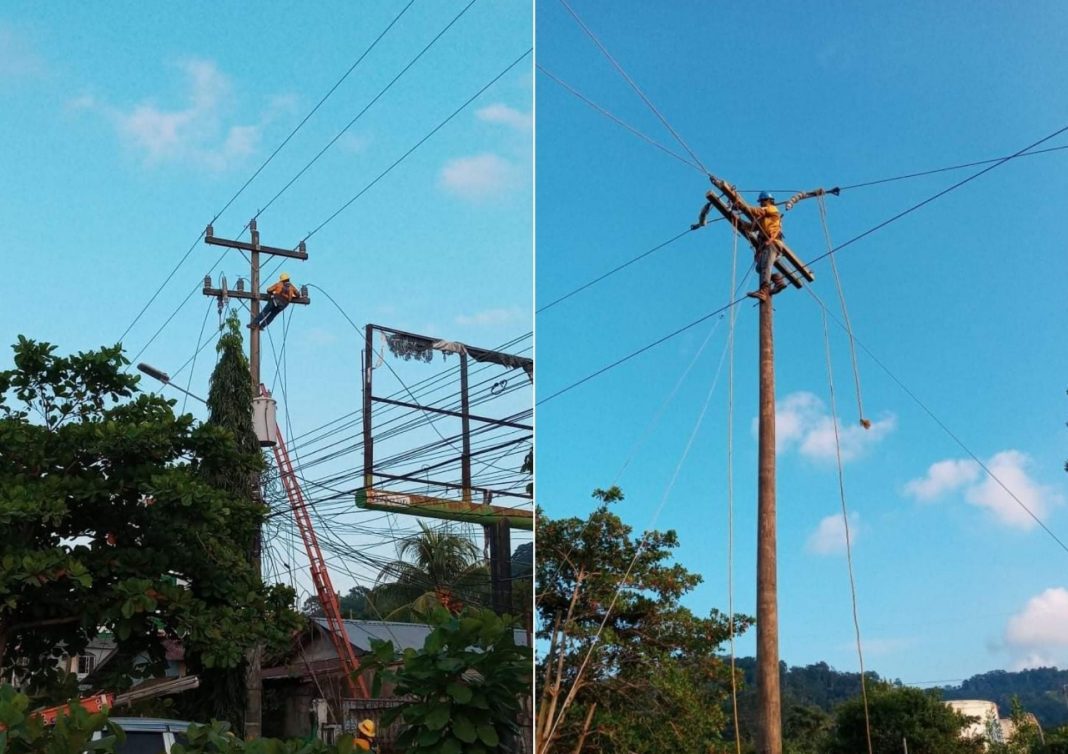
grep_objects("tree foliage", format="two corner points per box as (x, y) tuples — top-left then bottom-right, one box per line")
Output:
(365, 607), (531, 754)
(535, 486), (752, 754)
(176, 313), (263, 730)
(0, 338), (301, 700)
(825, 684), (984, 754)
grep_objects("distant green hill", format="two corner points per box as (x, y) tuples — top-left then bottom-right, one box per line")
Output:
(941, 667), (1068, 728)
(729, 659), (1068, 730)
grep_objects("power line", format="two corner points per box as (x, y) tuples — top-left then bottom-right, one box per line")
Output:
(253, 0), (479, 225)
(536, 64), (704, 175)
(556, 0), (709, 175)
(538, 123), (1068, 405)
(808, 122), (1068, 265)
(116, 3), (415, 345)
(300, 47), (533, 243)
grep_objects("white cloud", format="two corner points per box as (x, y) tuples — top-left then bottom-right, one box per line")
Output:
(965, 451), (1061, 530)
(762, 391), (895, 463)
(92, 58), (270, 171)
(806, 512), (860, 555)
(905, 451), (1062, 530)
(439, 153), (518, 200)
(476, 103), (532, 131)
(904, 459), (981, 502)
(0, 24), (45, 80)
(1003, 588), (1068, 669)
(338, 132), (372, 154)
(455, 307), (525, 328)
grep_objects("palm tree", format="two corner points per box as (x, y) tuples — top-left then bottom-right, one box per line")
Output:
(372, 522), (489, 620)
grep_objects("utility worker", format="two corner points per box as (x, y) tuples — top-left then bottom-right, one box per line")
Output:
(692, 187), (787, 301)
(354, 719), (377, 752)
(250, 272), (300, 330)
(747, 191), (786, 300)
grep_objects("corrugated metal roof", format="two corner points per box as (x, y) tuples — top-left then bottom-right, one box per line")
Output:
(312, 619), (529, 652)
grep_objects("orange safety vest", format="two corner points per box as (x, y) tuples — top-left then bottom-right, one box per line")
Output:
(267, 281), (299, 301)
(752, 204), (782, 242)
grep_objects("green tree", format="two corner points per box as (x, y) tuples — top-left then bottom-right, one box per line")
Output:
(0, 338), (301, 700)
(373, 522), (489, 619)
(365, 607), (532, 754)
(535, 487), (751, 754)
(178, 313), (263, 729)
(826, 684), (984, 754)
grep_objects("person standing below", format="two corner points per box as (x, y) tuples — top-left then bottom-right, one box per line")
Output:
(354, 719), (377, 752)
(249, 272), (299, 330)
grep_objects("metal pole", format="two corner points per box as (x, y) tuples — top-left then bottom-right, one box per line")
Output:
(756, 293), (781, 754)
(486, 516), (512, 615)
(363, 325), (375, 493)
(459, 352), (472, 503)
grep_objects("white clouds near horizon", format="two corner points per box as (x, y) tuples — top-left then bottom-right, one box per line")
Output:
(1003, 588), (1068, 669)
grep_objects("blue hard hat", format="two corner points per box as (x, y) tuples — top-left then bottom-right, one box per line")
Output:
(758, 191), (774, 203)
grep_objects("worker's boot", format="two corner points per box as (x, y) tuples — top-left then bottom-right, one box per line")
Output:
(746, 287), (770, 302)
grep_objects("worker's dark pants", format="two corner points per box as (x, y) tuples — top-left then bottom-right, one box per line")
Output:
(757, 242), (780, 288)
(253, 297), (289, 329)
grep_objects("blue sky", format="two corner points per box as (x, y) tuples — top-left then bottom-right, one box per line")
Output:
(0, 2), (533, 604)
(535, 1), (1068, 686)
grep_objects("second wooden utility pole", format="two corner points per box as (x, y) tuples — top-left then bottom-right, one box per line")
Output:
(203, 219), (310, 739)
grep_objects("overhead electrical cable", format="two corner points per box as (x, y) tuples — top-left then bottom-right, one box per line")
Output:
(116, 1), (416, 345)
(557, 0), (710, 175)
(539, 123), (1068, 406)
(253, 0), (479, 225)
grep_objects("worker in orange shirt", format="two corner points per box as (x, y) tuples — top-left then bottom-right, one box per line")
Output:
(354, 719), (377, 751)
(250, 272), (300, 330)
(742, 191), (787, 301)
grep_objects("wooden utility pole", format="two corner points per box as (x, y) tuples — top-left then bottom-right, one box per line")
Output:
(695, 178), (817, 754)
(203, 219), (310, 739)
(755, 291), (781, 754)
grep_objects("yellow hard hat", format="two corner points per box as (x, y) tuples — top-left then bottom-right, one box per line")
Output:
(358, 719), (376, 738)
(279, 272), (290, 282)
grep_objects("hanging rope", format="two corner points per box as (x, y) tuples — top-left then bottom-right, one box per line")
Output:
(726, 217), (742, 754)
(815, 292), (874, 754)
(816, 194), (871, 429)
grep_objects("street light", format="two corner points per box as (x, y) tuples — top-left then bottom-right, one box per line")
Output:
(136, 362), (207, 405)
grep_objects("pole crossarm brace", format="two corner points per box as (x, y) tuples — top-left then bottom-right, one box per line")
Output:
(355, 488), (533, 530)
(702, 177), (816, 288)
(202, 282), (310, 306)
(205, 223), (309, 260)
